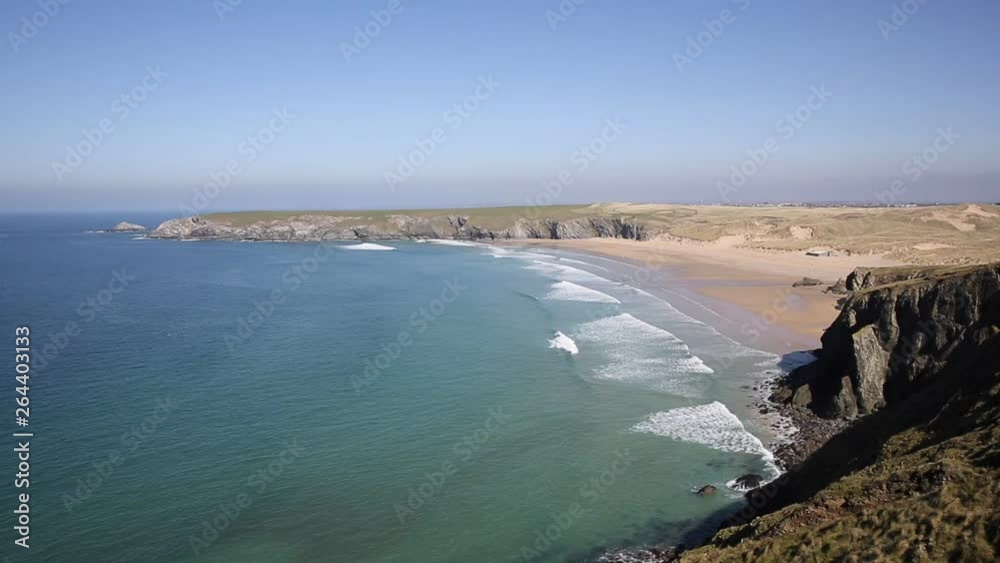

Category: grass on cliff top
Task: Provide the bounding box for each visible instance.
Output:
[681,409,1000,563]
[205,205,599,228]
[855,263,999,294]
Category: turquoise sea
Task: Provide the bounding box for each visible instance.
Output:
[1,214,796,563]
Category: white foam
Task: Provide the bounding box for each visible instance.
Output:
[726,476,765,493]
[428,239,477,247]
[525,260,615,285]
[571,313,714,398]
[632,402,782,484]
[545,281,620,304]
[556,257,610,271]
[486,245,514,258]
[512,251,551,260]
[341,243,397,251]
[576,313,714,376]
[548,331,579,354]
[633,402,772,458]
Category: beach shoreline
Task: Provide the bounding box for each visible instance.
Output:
[506,237,901,354]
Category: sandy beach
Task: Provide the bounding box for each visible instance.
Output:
[511,237,902,352]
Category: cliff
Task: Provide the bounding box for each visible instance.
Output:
[773,263,1000,419]
[670,262,1000,562]
[149,213,651,242]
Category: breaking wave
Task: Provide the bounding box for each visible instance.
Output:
[574,313,713,398]
[524,260,615,285]
[545,281,620,304]
[631,401,780,481]
[341,243,397,251]
[428,239,477,247]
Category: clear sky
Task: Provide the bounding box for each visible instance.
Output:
[2,0,998,212]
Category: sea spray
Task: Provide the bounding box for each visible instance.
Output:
[548,331,579,354]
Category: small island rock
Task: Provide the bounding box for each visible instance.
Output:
[110,221,147,232]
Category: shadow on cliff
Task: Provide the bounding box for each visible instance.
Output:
[714,288,1000,547]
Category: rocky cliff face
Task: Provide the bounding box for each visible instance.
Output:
[773,263,1000,419]
[149,214,651,241]
[674,262,1000,562]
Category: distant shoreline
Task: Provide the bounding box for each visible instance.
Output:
[135,203,1000,268]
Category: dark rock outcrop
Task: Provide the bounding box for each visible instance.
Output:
[732,474,763,490]
[824,278,848,295]
[773,263,1000,419]
[792,277,823,288]
[694,485,716,496]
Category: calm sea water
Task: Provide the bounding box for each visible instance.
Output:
[0,214,789,563]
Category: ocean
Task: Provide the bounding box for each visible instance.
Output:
[0,214,792,563]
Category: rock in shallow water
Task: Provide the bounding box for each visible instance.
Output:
[733,474,763,490]
[695,485,716,496]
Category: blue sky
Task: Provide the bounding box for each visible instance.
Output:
[1,0,998,212]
